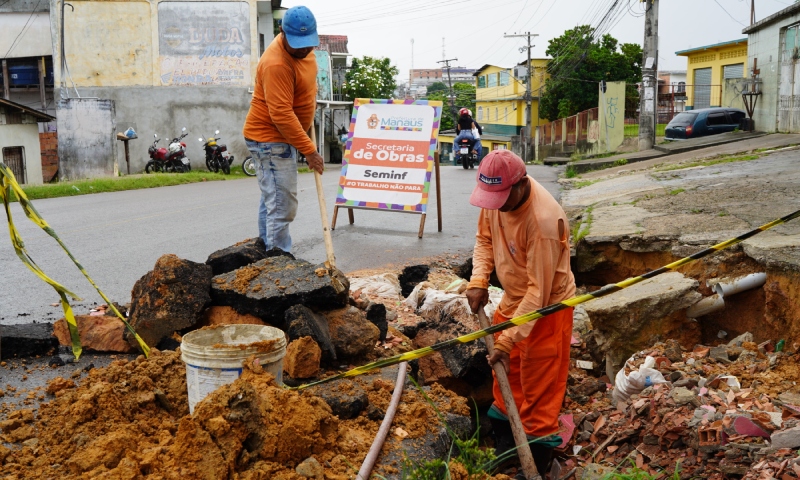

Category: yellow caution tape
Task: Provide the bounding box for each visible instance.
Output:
[292,208,800,390]
[0,163,150,359]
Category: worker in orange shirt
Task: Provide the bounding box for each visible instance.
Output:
[243,6,324,253]
[465,150,576,475]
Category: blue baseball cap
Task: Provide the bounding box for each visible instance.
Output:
[282,6,319,49]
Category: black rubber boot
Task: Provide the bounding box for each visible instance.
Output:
[490,418,516,457]
[529,443,554,479]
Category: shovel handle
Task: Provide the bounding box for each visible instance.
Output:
[478,309,541,480]
[309,122,336,268]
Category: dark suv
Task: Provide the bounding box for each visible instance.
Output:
[664,107,747,140]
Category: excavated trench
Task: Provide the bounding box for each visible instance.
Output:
[572,239,800,351]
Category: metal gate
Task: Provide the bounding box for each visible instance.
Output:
[693,68,712,109]
[778,23,800,133]
[2,147,25,184]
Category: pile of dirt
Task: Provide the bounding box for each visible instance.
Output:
[0,349,487,480]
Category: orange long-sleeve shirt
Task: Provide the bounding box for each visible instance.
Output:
[243,33,317,156]
[468,176,576,352]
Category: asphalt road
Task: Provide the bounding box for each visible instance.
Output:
[0,163,562,325]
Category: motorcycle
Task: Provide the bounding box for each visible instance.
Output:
[146,128,190,173]
[456,137,478,170]
[166,128,191,172]
[242,156,256,177]
[145,134,169,173]
[199,130,233,174]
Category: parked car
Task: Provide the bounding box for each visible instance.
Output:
[664,107,747,140]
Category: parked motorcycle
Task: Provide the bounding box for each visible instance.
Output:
[166,128,191,172]
[199,130,232,174]
[456,137,477,169]
[145,134,169,173]
[242,156,256,176]
[145,128,191,173]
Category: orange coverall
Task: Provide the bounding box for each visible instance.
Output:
[467,175,576,438]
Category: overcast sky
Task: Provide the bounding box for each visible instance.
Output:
[288,0,793,83]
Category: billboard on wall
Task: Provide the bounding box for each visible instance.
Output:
[336,99,443,213]
[158,1,250,86]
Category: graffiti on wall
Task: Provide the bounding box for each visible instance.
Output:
[158,2,250,86]
[605,96,619,129]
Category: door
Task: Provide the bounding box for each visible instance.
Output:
[2,147,26,184]
[704,112,728,136]
[693,68,712,109]
[778,23,800,132]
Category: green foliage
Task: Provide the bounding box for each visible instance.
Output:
[655,154,761,172]
[565,165,579,178]
[669,188,684,195]
[613,158,628,166]
[571,205,594,243]
[8,169,254,202]
[427,81,449,94]
[426,82,477,131]
[600,458,683,480]
[624,123,667,137]
[539,25,642,120]
[344,56,399,101]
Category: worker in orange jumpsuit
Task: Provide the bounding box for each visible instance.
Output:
[465,150,576,476]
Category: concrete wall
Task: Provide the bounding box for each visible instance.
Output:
[57,98,116,180]
[598,81,625,153]
[0,124,44,184]
[746,11,800,133]
[49,0,270,175]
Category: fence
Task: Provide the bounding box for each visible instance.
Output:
[538,107,598,148]
[624,84,721,136]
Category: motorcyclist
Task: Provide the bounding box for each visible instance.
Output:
[455,108,479,155]
[469,109,484,159]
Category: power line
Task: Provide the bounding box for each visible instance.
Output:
[4,0,43,58]
[713,0,747,26]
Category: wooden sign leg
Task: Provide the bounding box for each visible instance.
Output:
[331,205,339,230]
[434,152,442,232]
[418,213,426,238]
[348,208,355,225]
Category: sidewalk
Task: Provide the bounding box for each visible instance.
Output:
[558,130,770,174]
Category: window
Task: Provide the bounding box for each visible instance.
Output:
[504,107,508,122]
[495,108,498,121]
[499,71,510,86]
[727,110,746,123]
[478,75,486,88]
[487,73,498,87]
[477,106,483,121]
[706,113,727,126]
[784,24,800,60]
[677,81,686,93]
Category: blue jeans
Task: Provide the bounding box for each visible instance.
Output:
[245,141,298,253]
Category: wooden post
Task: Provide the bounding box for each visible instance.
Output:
[2,60,9,100]
[477,309,541,480]
[38,57,47,111]
[434,151,442,232]
[123,140,130,174]
[417,213,426,238]
[347,208,354,224]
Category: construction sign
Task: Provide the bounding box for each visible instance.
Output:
[335,99,442,214]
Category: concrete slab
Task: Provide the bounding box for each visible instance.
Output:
[561,173,664,209]
[568,149,667,173]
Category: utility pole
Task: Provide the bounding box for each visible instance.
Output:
[505,32,537,161]
[750,0,756,25]
[638,0,659,151]
[438,57,458,125]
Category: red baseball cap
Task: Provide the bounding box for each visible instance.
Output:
[469,150,527,210]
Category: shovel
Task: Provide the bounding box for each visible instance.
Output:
[477,308,541,480]
[309,122,336,269]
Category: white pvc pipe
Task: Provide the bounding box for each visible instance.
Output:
[687,294,725,318]
[713,272,767,298]
[356,361,408,480]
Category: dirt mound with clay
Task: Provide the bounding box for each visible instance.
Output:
[0,349,485,480]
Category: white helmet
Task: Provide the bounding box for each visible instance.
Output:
[168,142,182,154]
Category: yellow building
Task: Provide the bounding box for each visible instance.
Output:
[676,39,747,109]
[473,60,549,136]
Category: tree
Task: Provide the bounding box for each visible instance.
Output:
[427,81,448,94]
[538,26,642,120]
[425,82,476,131]
[344,56,399,101]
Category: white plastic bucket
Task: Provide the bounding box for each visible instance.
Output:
[180,324,286,413]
